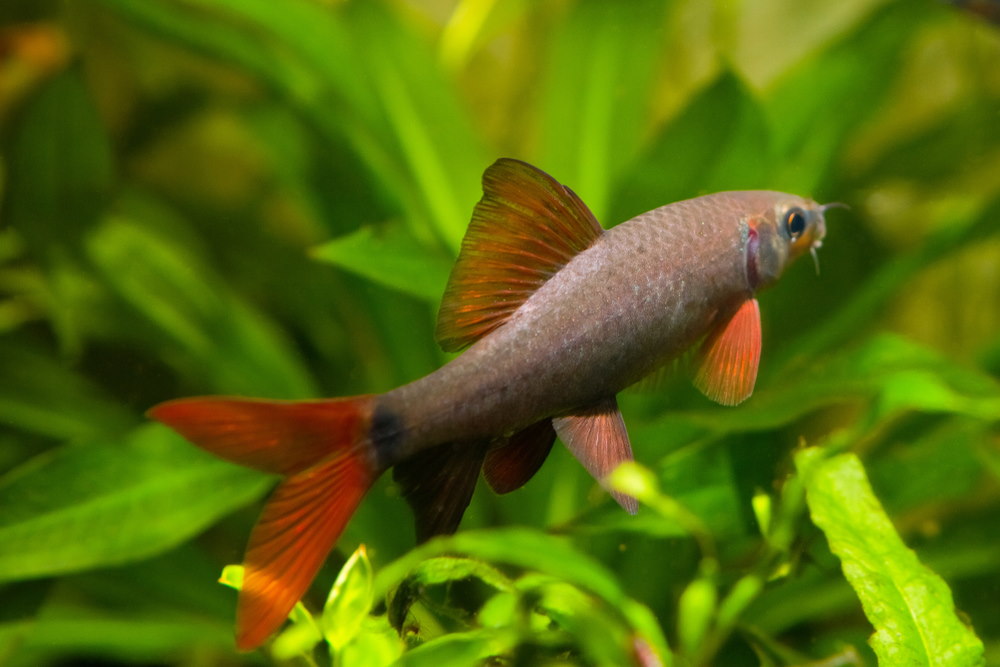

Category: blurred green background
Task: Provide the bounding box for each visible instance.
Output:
[1,0,999,665]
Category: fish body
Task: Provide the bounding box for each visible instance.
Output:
[149,159,830,649]
[380,190,809,454]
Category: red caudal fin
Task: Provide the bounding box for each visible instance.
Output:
[147,396,379,651]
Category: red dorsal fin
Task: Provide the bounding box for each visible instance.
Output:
[552,397,637,514]
[435,158,604,352]
[693,298,762,406]
[483,420,556,494]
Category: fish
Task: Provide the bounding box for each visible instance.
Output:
[148,158,832,650]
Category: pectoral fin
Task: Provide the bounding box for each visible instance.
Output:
[553,397,637,514]
[693,298,762,406]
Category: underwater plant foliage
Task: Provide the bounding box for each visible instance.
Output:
[1,0,999,664]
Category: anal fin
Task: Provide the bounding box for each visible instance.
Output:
[553,397,637,514]
[483,420,556,494]
[393,441,489,542]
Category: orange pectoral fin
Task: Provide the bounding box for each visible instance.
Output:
[553,397,637,514]
[693,298,762,406]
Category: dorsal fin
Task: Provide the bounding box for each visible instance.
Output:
[435,158,603,352]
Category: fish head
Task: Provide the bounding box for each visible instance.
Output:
[745,194,829,290]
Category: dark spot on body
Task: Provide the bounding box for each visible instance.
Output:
[370,405,405,469]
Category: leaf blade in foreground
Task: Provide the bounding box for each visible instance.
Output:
[0,425,269,583]
[310,225,451,303]
[796,448,984,666]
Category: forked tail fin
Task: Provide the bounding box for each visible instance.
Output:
[147,396,379,651]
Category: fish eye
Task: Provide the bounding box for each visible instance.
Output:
[784,207,807,240]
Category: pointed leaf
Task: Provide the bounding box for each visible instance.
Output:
[87,215,315,397]
[796,448,984,665]
[538,0,668,219]
[0,425,269,583]
[311,225,451,302]
[322,545,375,651]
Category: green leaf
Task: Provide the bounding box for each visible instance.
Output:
[403,556,513,592]
[9,614,232,666]
[217,565,243,591]
[339,616,403,667]
[271,620,321,661]
[796,448,985,665]
[716,575,764,630]
[375,529,618,604]
[537,0,668,220]
[591,436,743,541]
[869,419,989,515]
[677,577,717,659]
[607,461,715,550]
[0,425,269,583]
[611,70,772,224]
[1,67,113,258]
[323,545,375,651]
[344,1,487,249]
[311,225,452,303]
[438,0,533,71]
[86,214,315,397]
[0,342,133,441]
[762,1,932,193]
[394,628,518,667]
[96,0,483,250]
[373,528,670,662]
[529,579,635,666]
[653,334,1000,438]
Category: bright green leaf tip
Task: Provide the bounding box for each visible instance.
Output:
[796,448,985,666]
[323,544,375,651]
[218,564,244,590]
[607,460,657,502]
[677,577,717,658]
